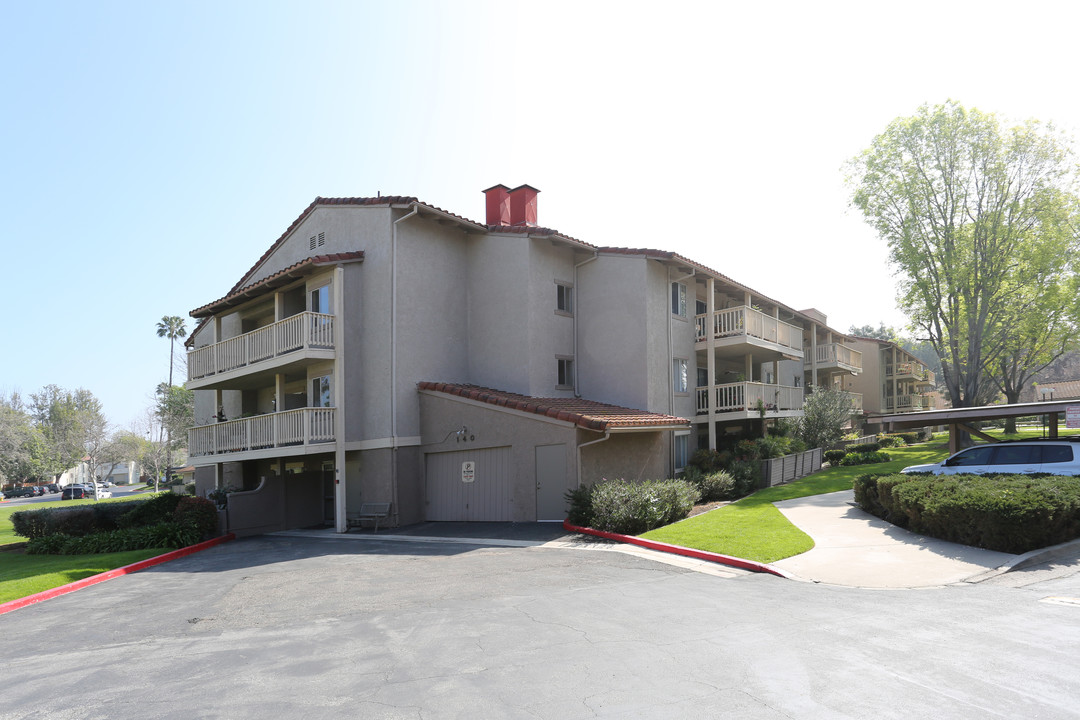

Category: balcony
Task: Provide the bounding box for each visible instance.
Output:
[695,382,803,418]
[188,407,335,461]
[695,306,803,359]
[805,343,862,373]
[884,394,934,412]
[187,312,335,390]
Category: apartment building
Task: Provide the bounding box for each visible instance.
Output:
[845,337,936,427]
[185,186,858,534]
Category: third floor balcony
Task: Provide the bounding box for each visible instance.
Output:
[805,342,862,374]
[187,312,335,390]
[695,306,804,360]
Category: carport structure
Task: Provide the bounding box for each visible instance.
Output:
[875,399,1080,453]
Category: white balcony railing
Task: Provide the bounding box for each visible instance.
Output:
[695,382,804,415]
[695,306,803,354]
[188,312,335,382]
[885,394,933,412]
[188,407,336,458]
[806,343,862,372]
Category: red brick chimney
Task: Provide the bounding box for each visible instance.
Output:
[508,184,539,227]
[483,184,510,226]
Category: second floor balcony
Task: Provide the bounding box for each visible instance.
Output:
[805,342,862,374]
[695,381,804,418]
[187,312,335,390]
[885,394,935,412]
[695,306,804,359]
[188,407,336,461]
[887,361,932,384]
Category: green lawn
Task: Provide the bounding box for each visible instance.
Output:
[641,441,951,563]
[641,428,1080,564]
[0,494,166,605]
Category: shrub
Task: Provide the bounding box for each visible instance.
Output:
[11,505,123,540]
[26,522,202,555]
[117,492,184,529]
[174,496,219,537]
[877,435,906,448]
[735,439,763,461]
[688,448,725,474]
[824,449,847,466]
[898,432,921,444]
[565,485,594,526]
[838,451,892,466]
[727,460,761,497]
[586,478,699,535]
[694,470,736,502]
[848,442,882,454]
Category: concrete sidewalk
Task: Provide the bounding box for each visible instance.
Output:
[770,489,1017,588]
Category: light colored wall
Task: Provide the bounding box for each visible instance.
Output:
[847,338,884,412]
[578,431,669,485]
[419,392,578,522]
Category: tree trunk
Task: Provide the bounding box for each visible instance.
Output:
[1003,390,1022,434]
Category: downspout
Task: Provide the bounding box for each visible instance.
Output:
[391,205,421,523]
[573,252,599,396]
[576,430,611,488]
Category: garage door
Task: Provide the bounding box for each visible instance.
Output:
[425,446,513,521]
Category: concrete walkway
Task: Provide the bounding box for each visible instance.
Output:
[770,489,1017,588]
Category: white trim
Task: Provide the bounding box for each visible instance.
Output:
[344,436,422,452]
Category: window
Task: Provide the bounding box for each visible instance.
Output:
[673,358,688,393]
[695,299,707,316]
[671,282,687,317]
[557,357,574,388]
[947,446,994,467]
[310,284,330,314]
[311,375,332,407]
[1043,446,1073,464]
[674,433,690,471]
[697,367,709,389]
[992,445,1038,465]
[556,282,573,314]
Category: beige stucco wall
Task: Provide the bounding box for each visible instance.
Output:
[578,430,670,486]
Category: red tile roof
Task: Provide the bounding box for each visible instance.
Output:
[418,382,690,431]
[190,252,365,319]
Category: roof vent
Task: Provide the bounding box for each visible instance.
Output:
[309,232,325,251]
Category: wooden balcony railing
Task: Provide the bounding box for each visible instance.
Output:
[188,312,334,382]
[188,407,335,458]
[694,306,803,354]
[806,343,862,372]
[885,394,933,412]
[695,382,803,415]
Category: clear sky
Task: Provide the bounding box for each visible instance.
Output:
[2,0,1079,428]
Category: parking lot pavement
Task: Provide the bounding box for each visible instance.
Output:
[3,534,1080,719]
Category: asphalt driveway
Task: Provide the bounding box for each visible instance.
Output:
[3,534,1080,719]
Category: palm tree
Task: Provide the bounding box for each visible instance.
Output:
[156,316,187,388]
[155,316,187,491]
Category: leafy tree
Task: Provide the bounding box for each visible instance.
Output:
[29,385,103,475]
[156,316,188,388]
[155,383,194,450]
[849,323,897,342]
[848,101,1080,409]
[797,387,853,449]
[0,393,49,485]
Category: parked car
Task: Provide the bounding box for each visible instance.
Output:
[61,485,90,500]
[902,438,1080,476]
[97,487,112,499]
[8,486,35,498]
[32,486,47,496]
[46,484,60,493]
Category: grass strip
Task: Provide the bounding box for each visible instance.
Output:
[0,549,167,603]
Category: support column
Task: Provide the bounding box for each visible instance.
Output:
[810,324,818,388]
[706,278,716,451]
[333,267,347,533]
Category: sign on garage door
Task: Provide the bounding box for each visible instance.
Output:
[425,446,513,521]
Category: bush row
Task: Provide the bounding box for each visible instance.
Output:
[566,478,698,535]
[824,448,892,467]
[26,522,203,555]
[12,494,218,553]
[853,473,1080,554]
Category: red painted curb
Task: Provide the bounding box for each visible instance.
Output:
[0,533,237,616]
[562,520,793,578]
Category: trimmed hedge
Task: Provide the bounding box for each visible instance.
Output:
[824,449,847,466]
[26,522,202,555]
[838,451,892,466]
[853,473,1080,553]
[847,442,882,454]
[566,478,699,535]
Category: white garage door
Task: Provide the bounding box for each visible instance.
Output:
[425,446,513,521]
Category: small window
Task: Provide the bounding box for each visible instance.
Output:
[695,299,707,316]
[556,283,573,314]
[673,358,688,393]
[1043,446,1073,464]
[674,433,690,471]
[671,282,687,317]
[557,357,574,388]
[311,375,332,407]
[696,367,709,389]
[310,284,331,314]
